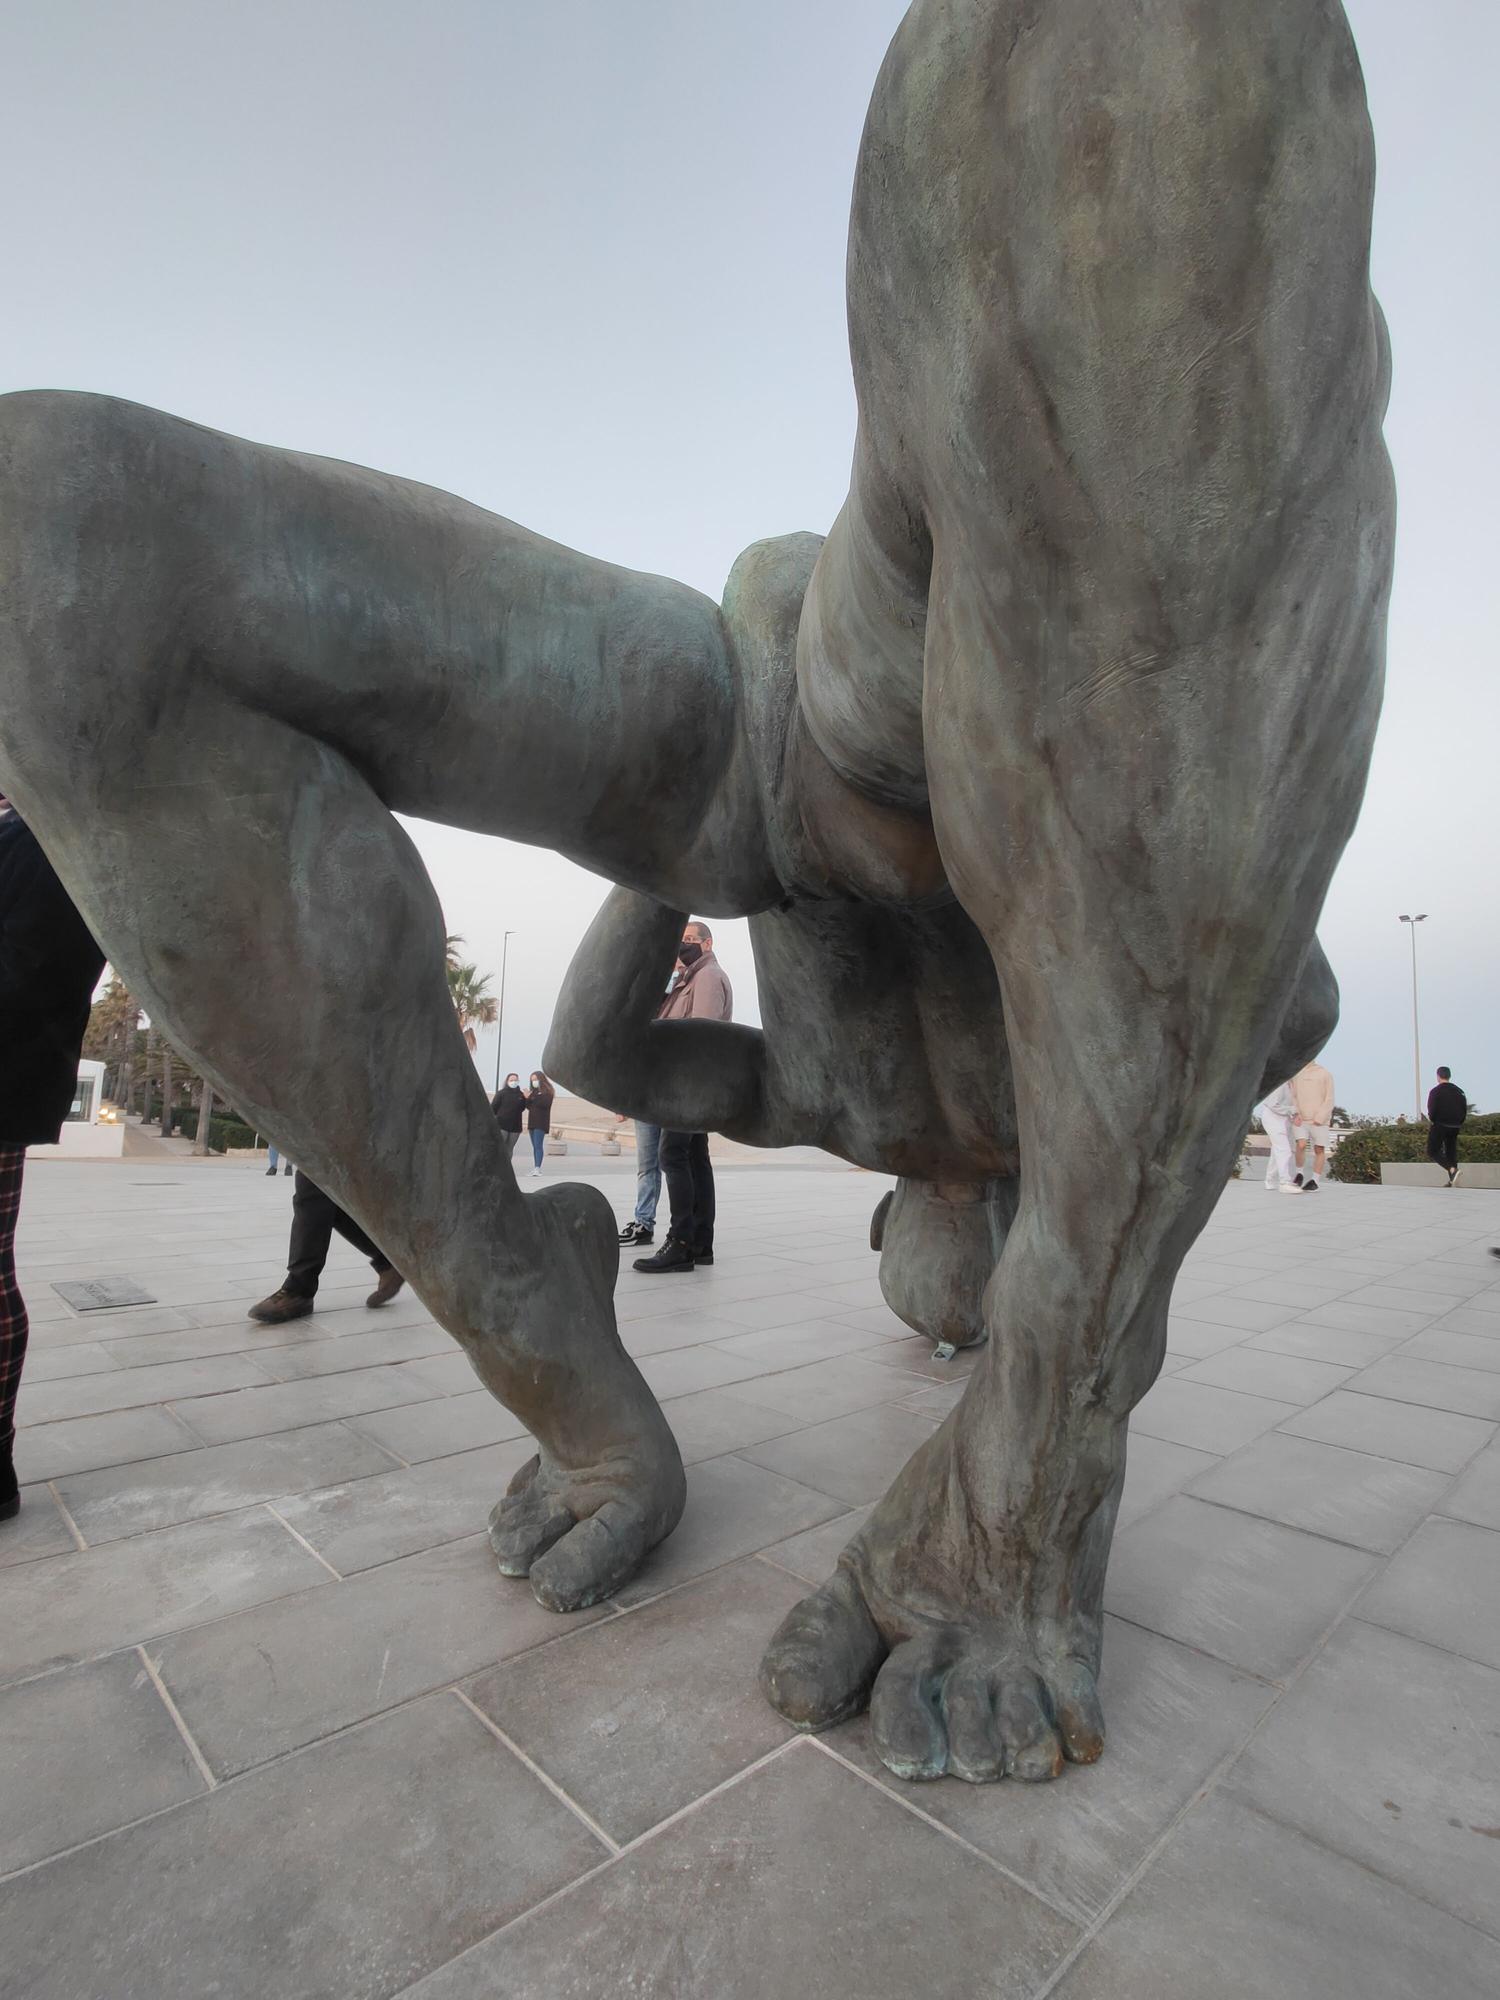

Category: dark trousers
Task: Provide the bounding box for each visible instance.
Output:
[661,1130,715,1253]
[1428,1124,1460,1176]
[285,1170,391,1298]
[0,1145,27,1438]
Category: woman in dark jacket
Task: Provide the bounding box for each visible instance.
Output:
[524,1070,554,1177]
[0,798,105,1520]
[490,1072,525,1161]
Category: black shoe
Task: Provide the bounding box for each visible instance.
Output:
[1293,1173,1304,1187]
[618,1221,653,1245]
[692,1247,714,1266]
[0,1429,18,1523]
[283,1165,293,1176]
[264,1166,277,1176]
[367,1269,405,1309]
[633,1236,696,1274]
[1303,1178,1318,1193]
[248,1288,315,1325]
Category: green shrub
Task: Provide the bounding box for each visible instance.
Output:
[1329,1125,1500,1185]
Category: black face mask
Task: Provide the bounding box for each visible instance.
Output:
[678,941,704,966]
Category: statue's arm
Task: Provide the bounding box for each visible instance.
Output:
[545,888,784,1143]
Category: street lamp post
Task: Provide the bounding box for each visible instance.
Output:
[1398,914,1427,1119]
[492,930,516,1091]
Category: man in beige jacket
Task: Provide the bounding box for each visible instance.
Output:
[633,921,734,1272]
[1291,1060,1336,1191]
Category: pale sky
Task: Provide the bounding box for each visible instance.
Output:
[3,1,1495,1116]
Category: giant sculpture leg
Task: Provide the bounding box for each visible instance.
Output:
[761,0,1394,1778]
[0,396,698,1611]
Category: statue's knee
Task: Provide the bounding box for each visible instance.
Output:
[875,1178,1015,1349]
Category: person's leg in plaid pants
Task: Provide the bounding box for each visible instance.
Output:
[0,1143,27,1516]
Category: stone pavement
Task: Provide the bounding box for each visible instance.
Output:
[2,1157,1498,1999]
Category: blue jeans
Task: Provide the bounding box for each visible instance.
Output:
[634,1122,662,1226]
[530,1128,546,1170]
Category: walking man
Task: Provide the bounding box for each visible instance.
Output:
[1291,1059,1335,1192]
[1256,1079,1302,1194]
[248,1171,404,1323]
[634,921,733,1272]
[0,794,104,1520]
[1426,1066,1468,1187]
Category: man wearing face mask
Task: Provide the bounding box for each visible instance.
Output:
[634,920,733,1274]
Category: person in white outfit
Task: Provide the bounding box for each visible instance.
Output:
[1257,1081,1302,1193]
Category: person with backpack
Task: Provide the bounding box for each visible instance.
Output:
[1426,1066,1468,1187]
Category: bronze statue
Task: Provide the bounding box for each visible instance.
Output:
[0,0,1391,1783]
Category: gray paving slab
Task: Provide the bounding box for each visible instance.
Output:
[166,1363,445,1446]
[0,1508,331,1684]
[1054,1792,1499,2000]
[16,1350,275,1425]
[1116,1432,1221,1532]
[1355,1516,1500,1670]
[0,1693,606,2000]
[19,1341,120,1380]
[346,1385,530,1462]
[758,1505,871,1584]
[247,1319,456,1379]
[719,1351,932,1422]
[0,1486,77,1566]
[632,1342,769,1400]
[403,1741,1078,2000]
[466,1561,805,1844]
[1176,1346,1354,1404]
[0,1652,207,1874]
[1246,1319,1405,1366]
[1185,1431,1451,1553]
[1162,1315,1247,1359]
[1278,1387,1495,1471]
[656,1383,805,1464]
[11,1403,209,1484]
[1399,1327,1500,1373]
[1105,1496,1377,1678]
[1128,1376,1299,1454]
[833,1615,1274,1923]
[1228,1619,1500,1938]
[705,1317,892,1369]
[735,1403,940,1505]
[54,1422,400,1544]
[151,1534,610,1776]
[1167,1294,1295,1333]
[618,1309,760,1356]
[611,1454,847,1607]
[1346,1352,1500,1420]
[274,1438,539,1572]
[1442,1439,1500,1529]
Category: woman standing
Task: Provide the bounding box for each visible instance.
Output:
[490,1072,525,1161]
[525,1070,554,1177]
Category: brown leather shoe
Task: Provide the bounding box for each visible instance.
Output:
[248,1288,314,1325]
[367,1269,405,1309]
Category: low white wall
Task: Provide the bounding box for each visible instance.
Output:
[29,1120,126,1161]
[1380,1162,1500,1189]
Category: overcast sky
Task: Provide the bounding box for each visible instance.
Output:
[3,0,1494,1116]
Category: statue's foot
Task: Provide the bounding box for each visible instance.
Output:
[758,1423,1108,1783]
[489,1444,685,1612]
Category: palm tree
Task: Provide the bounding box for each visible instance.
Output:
[448,959,499,1054]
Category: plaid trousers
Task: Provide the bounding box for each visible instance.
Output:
[0,1144,27,1439]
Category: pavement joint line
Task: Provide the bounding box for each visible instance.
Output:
[135,1643,218,1792]
[806,1733,1082,1929]
[449,1686,621,1856]
[260,1501,344,1580]
[45,1481,88,1552]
